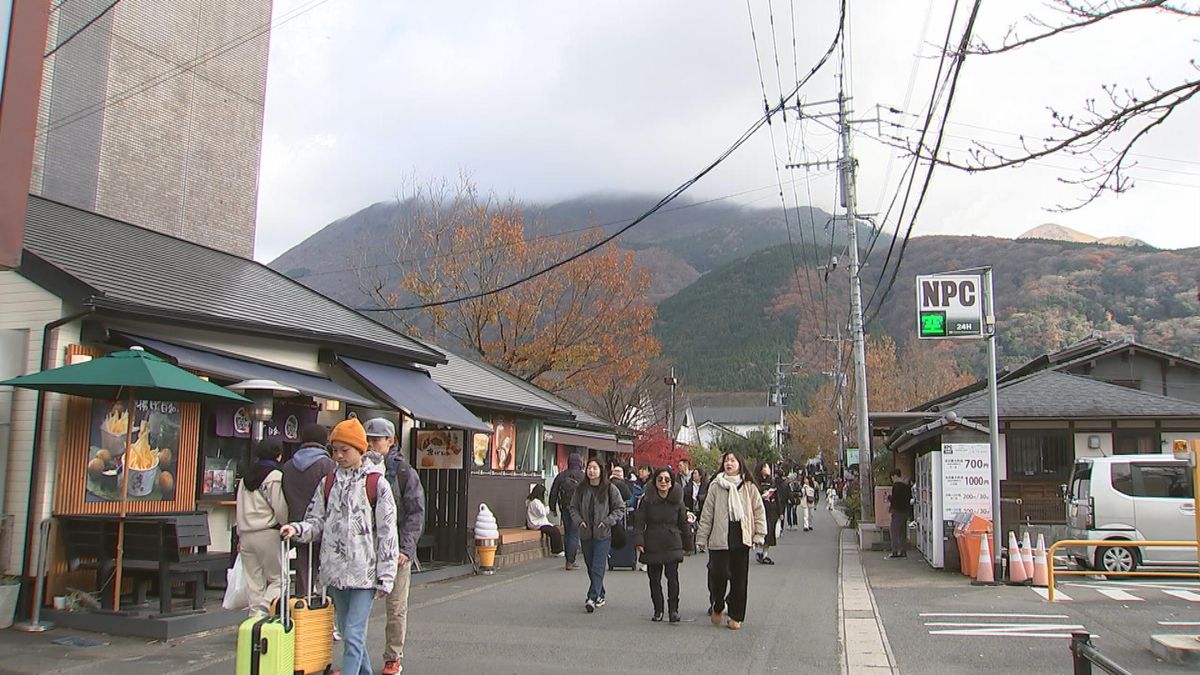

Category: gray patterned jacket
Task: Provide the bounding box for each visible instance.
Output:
[291,460,399,594]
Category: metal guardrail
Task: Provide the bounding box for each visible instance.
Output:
[1070,632,1132,675]
[1046,539,1200,602]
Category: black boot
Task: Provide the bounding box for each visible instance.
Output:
[652,610,664,622]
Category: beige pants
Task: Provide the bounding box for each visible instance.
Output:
[383,560,413,663]
[240,528,283,613]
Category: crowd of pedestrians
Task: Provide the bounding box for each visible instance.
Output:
[236,416,424,675]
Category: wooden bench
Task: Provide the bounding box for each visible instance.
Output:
[59,513,229,615]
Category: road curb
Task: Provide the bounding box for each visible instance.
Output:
[840,529,899,675]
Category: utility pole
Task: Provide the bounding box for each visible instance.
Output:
[820,328,847,473]
[664,367,679,447]
[837,83,874,526]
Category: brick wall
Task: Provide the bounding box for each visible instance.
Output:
[31,0,272,259]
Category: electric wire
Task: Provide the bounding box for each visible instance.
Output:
[357,0,848,313]
[44,0,121,59]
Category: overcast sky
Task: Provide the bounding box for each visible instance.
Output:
[253,1,1200,263]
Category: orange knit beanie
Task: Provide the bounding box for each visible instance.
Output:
[329,418,368,453]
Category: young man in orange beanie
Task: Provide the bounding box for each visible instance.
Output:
[282,418,399,675]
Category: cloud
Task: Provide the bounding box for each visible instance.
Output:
[254,0,1200,261]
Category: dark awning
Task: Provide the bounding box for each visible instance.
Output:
[543,424,620,453]
[123,334,377,408]
[339,356,492,433]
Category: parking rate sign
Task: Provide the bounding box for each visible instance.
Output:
[940,443,992,520]
[915,273,986,338]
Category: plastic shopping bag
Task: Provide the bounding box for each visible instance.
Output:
[222,554,249,610]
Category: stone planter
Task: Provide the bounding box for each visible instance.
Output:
[0,582,20,629]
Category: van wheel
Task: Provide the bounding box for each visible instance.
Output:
[1096,545,1138,574]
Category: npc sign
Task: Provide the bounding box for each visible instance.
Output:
[915,273,987,339]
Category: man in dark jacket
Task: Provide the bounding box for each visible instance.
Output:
[886,469,912,560]
[365,418,426,675]
[281,423,335,592]
[549,453,585,571]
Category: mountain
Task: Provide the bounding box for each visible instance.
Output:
[269,194,848,309]
[1018,223,1149,248]
[657,234,1200,395]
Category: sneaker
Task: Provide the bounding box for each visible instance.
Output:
[595,597,606,608]
[885,553,906,560]
[332,625,342,642]
[761,556,775,565]
[652,611,663,622]
[382,661,402,675]
[565,562,579,571]
[585,599,595,613]
[755,552,764,563]
[554,551,565,557]
[669,611,681,623]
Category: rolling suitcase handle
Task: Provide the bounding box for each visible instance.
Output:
[306,542,330,605]
[279,539,291,630]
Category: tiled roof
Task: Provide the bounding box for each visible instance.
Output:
[21,196,443,364]
[420,347,573,419]
[949,371,1200,419]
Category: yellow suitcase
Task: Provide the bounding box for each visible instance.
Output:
[274,544,333,674]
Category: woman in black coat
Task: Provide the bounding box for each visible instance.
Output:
[634,468,692,623]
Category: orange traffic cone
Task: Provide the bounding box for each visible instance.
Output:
[1032,534,1049,587]
[972,532,995,585]
[1007,531,1029,585]
[1021,531,1036,579]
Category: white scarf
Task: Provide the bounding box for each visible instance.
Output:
[713,474,746,523]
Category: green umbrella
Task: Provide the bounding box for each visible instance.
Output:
[1,347,250,609]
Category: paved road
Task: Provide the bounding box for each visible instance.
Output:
[0,508,844,674]
[865,550,1200,674]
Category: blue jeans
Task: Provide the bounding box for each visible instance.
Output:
[580,537,611,602]
[329,587,375,675]
[562,512,580,564]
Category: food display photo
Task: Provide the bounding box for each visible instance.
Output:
[414,429,465,470]
[86,399,181,502]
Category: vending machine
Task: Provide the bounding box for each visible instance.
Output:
[914,450,944,568]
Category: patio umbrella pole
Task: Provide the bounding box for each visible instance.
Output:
[112,392,134,611]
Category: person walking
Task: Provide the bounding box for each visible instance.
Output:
[801,478,817,531]
[281,418,399,675]
[785,472,801,531]
[634,468,691,623]
[281,423,335,594]
[683,468,706,554]
[235,437,289,616]
[755,461,782,564]
[526,484,564,556]
[825,483,838,511]
[886,469,912,559]
[696,452,766,631]
[364,418,425,675]
[568,457,625,613]
[549,453,585,571]
[610,465,633,506]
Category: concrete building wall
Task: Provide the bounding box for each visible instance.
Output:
[1067,352,1200,404]
[31,0,273,259]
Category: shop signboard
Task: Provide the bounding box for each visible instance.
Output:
[214,402,316,441]
[471,431,490,469]
[915,273,987,339]
[940,442,992,519]
[414,429,464,469]
[86,399,180,502]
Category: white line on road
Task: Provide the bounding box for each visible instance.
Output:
[930,631,1094,639]
[1162,589,1200,602]
[919,612,1071,619]
[1032,587,1071,601]
[924,623,1085,628]
[1094,588,1143,601]
[1159,621,1200,626]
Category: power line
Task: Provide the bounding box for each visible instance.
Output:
[38,0,334,137]
[44,0,121,59]
[865,0,985,328]
[357,0,848,314]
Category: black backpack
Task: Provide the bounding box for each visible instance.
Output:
[558,473,582,510]
[789,480,805,505]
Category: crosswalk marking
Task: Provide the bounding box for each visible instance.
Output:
[1159,621,1200,626]
[920,612,1070,619]
[922,611,1091,640]
[1162,589,1200,602]
[1095,588,1142,601]
[1033,587,1071,601]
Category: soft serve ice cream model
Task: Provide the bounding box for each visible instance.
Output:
[474,503,500,573]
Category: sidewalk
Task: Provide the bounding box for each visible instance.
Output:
[0,564,480,675]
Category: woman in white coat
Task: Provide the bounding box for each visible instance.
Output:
[695,451,767,630]
[235,437,289,615]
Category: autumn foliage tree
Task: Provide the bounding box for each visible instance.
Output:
[633,425,689,472]
[364,177,660,400]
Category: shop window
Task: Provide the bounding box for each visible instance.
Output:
[474,414,542,474]
[1114,430,1158,455]
[198,408,250,500]
[1007,430,1072,481]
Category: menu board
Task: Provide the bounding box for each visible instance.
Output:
[414,429,464,470]
[940,443,991,519]
[86,399,180,502]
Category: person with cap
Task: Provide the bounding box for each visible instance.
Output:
[549,452,586,571]
[281,418,399,675]
[281,423,335,596]
[364,417,425,675]
[235,436,288,616]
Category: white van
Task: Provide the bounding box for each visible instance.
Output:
[1066,454,1198,573]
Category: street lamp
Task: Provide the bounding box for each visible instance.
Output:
[227,379,299,441]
